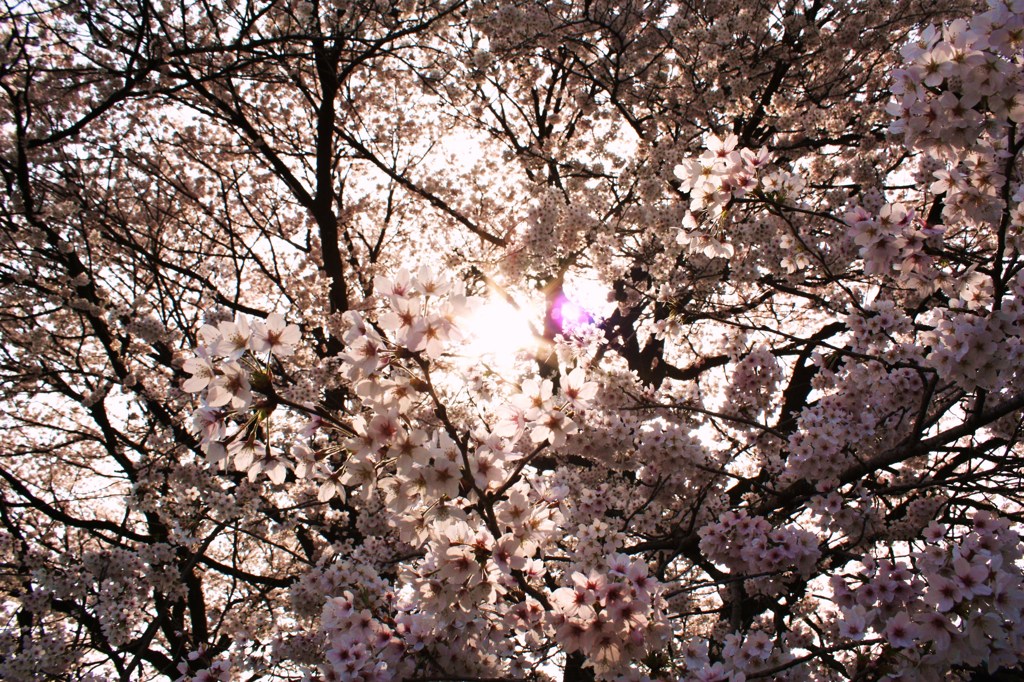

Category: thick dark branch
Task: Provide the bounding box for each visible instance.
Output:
[0,466,150,543]
[313,39,348,314]
[629,392,1024,555]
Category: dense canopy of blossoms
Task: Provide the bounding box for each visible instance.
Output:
[2,0,1024,680]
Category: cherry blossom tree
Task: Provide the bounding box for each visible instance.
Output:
[3,0,1024,680]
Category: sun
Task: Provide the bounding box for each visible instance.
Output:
[460,296,540,365]
[458,274,610,370]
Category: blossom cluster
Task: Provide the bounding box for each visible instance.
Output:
[350,266,471,371]
[889,5,1024,157]
[832,511,1024,678]
[182,312,302,482]
[698,510,821,597]
[673,134,802,258]
[679,629,797,681]
[180,266,637,678]
[724,346,783,417]
[844,202,941,289]
[922,271,1024,390]
[844,299,915,357]
[548,553,671,676]
[783,361,924,488]
[317,591,412,682]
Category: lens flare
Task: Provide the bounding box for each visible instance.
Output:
[550,294,594,333]
[461,298,537,362]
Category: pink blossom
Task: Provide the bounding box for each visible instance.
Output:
[250,313,300,356]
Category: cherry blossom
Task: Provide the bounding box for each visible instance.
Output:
[250,313,301,356]
[5,0,1024,681]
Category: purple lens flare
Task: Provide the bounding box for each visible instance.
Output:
[550,294,594,333]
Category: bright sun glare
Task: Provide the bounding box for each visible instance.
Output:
[461,297,539,363]
[460,275,610,368]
